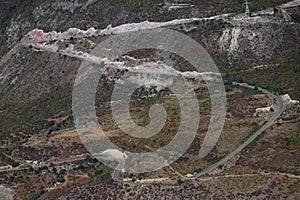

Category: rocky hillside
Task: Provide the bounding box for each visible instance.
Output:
[1,0,299,140]
[47,180,292,199]
[0,1,300,199]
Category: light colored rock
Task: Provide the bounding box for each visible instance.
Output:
[281,94,299,105]
[51,0,82,12]
[99,149,127,161]
[254,106,274,116]
[229,27,242,53]
[0,185,14,200]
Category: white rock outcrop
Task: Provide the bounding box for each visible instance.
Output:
[0,185,14,200]
[254,106,274,116]
[281,94,299,105]
[99,149,127,162]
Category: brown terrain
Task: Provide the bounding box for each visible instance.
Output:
[0,0,300,199]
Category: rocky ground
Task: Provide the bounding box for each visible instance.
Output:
[0,0,300,199]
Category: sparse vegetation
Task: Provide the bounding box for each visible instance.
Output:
[0,0,299,199]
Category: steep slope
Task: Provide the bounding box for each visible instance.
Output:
[0,0,299,142]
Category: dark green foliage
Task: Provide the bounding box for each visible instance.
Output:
[226,59,300,99]
[29,186,45,200]
[177,179,184,185]
[292,14,300,23]
[0,153,19,167]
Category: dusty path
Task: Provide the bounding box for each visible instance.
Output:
[0,44,20,82]
[279,0,300,8]
[45,173,88,191]
[197,171,300,181]
[0,44,19,67]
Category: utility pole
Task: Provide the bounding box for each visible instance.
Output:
[245,0,250,16]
